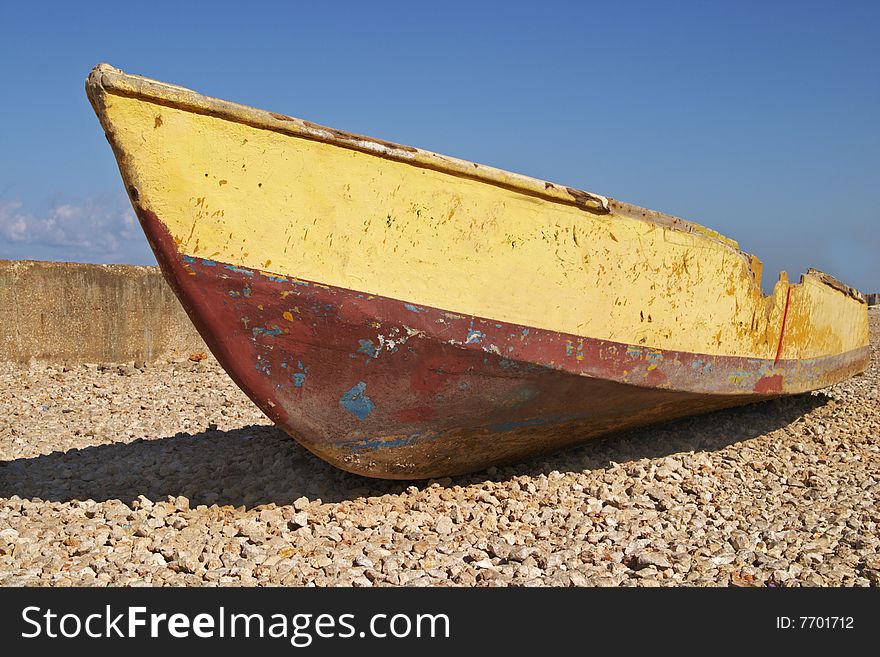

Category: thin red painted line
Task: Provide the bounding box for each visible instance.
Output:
[774,286,792,364]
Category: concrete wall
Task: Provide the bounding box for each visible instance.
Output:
[0,260,207,364]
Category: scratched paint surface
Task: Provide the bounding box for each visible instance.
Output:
[88,66,868,363]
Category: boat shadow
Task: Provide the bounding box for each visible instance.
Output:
[0,393,829,507]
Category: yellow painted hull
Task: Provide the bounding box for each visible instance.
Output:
[86,63,869,478]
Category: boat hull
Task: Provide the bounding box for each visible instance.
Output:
[85,63,871,478]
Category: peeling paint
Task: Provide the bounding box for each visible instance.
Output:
[224,264,254,277]
[339,381,375,420]
[466,329,485,344]
[357,338,378,358]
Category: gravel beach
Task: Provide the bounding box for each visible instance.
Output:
[1,309,877,587]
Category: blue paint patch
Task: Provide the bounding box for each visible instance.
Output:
[339,381,374,420]
[242,286,252,297]
[264,274,288,283]
[224,264,254,277]
[289,361,309,388]
[255,358,270,375]
[465,329,485,344]
[357,339,378,358]
[404,303,427,313]
[252,326,282,339]
[183,255,196,264]
[521,328,530,336]
[201,259,216,266]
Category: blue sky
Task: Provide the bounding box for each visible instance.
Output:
[1,0,877,292]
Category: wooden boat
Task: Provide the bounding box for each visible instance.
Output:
[86,63,870,479]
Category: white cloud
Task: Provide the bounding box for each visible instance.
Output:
[0,196,151,263]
